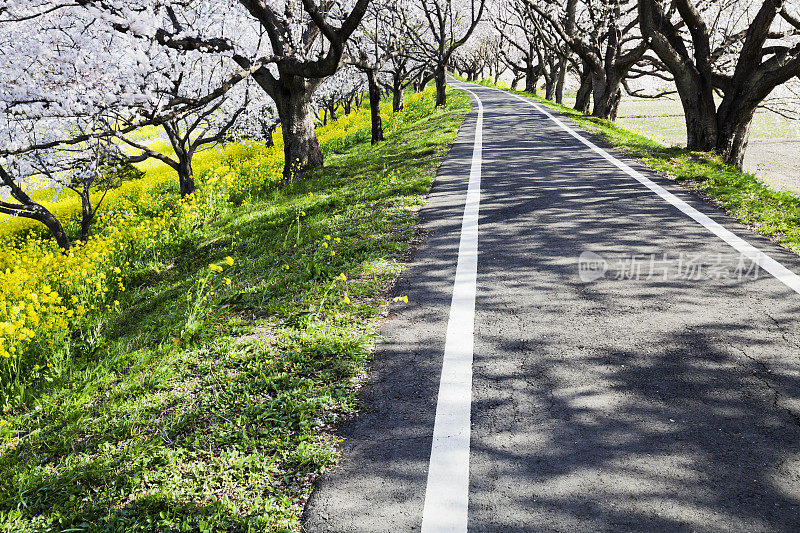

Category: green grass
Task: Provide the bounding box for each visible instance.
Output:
[471,77,800,253]
[0,89,471,532]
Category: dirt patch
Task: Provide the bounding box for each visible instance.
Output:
[743,139,800,196]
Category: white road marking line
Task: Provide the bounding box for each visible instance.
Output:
[420,86,483,533]
[491,86,800,296]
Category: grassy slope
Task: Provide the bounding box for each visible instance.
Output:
[472,78,800,254]
[0,90,470,532]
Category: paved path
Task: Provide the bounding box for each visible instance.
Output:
[303,80,800,532]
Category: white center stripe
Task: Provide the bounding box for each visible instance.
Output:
[497,87,800,297]
[420,87,483,533]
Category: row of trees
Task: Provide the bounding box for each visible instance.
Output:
[0,0,485,250]
[457,0,800,169]
[1,0,799,250]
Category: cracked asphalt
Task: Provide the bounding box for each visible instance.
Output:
[303,81,800,532]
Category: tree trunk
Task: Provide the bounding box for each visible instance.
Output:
[524,64,539,94]
[0,166,71,249]
[434,65,447,107]
[275,85,324,182]
[177,152,196,198]
[609,91,621,121]
[671,73,719,152]
[545,73,556,102]
[716,98,757,169]
[80,189,93,242]
[575,63,593,114]
[19,205,71,250]
[590,72,622,120]
[366,69,385,144]
[716,120,752,169]
[263,122,276,147]
[555,56,567,105]
[637,0,723,155]
[494,65,503,84]
[39,209,71,250]
[392,81,405,113]
[164,122,197,197]
[416,71,434,92]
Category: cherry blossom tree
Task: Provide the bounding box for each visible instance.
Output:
[494,0,546,93]
[113,68,252,198]
[528,0,649,119]
[638,0,800,168]
[365,0,422,112]
[0,3,170,248]
[1,0,372,181]
[0,115,139,248]
[407,0,488,106]
[314,66,366,124]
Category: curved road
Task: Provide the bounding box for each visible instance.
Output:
[303,80,800,532]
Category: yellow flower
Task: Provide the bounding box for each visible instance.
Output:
[339,273,347,281]
[322,242,328,248]
[209,264,223,273]
[224,278,232,286]
[393,295,409,303]
[224,256,234,266]
[342,296,351,305]
[325,235,331,241]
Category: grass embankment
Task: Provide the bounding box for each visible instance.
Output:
[472,78,800,254]
[0,88,471,531]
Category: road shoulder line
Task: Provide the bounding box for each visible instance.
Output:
[491,86,800,296]
[420,86,483,533]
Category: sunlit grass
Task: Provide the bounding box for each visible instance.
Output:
[0,88,470,532]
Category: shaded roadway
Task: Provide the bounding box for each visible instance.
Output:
[304,80,800,532]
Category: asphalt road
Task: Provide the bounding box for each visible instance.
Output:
[303,80,800,532]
